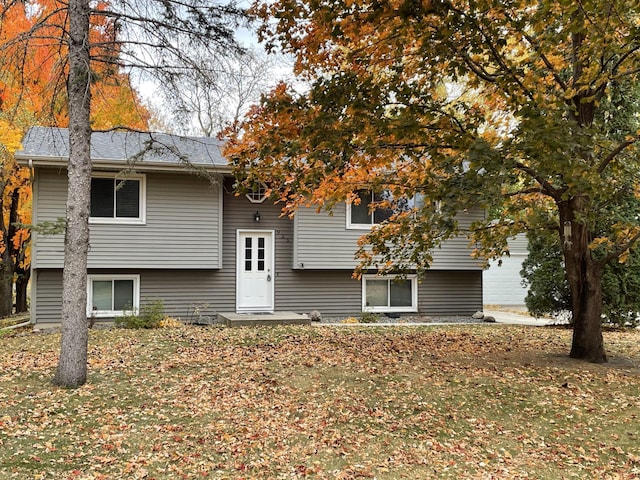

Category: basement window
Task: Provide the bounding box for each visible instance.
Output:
[362,274,418,313]
[87,275,140,318]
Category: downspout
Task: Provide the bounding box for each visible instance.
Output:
[1,319,32,331]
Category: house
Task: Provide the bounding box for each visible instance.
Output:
[16,127,483,326]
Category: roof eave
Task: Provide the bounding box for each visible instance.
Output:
[14,155,233,174]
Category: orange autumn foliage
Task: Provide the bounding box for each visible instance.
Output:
[0,0,149,130]
[0,0,150,315]
[229,0,640,362]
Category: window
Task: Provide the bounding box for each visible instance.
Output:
[347,190,425,229]
[362,274,417,313]
[246,183,267,204]
[87,275,140,317]
[90,173,145,224]
[347,190,393,228]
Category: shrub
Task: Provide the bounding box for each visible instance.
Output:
[521,230,640,327]
[115,299,165,329]
[359,312,380,323]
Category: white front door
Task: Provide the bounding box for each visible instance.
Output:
[236,230,274,312]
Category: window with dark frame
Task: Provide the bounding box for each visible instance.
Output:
[90,177,141,219]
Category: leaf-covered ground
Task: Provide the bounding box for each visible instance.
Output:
[1,324,640,479]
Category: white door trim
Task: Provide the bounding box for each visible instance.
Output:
[236,229,275,313]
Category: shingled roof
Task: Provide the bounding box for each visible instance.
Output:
[15,127,229,171]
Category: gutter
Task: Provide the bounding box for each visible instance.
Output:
[14,156,233,174]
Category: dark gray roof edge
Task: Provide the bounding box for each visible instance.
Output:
[15,126,230,169]
[18,157,234,175]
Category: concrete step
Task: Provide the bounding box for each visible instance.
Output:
[219,311,311,327]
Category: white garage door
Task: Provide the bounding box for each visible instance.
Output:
[483,254,528,306]
[483,234,529,307]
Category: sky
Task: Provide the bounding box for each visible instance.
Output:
[135,18,294,136]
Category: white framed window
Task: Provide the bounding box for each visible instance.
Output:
[246,183,267,204]
[362,274,418,313]
[90,172,146,224]
[347,190,393,229]
[87,274,140,317]
[347,190,427,229]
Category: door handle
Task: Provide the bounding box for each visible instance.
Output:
[267,274,271,282]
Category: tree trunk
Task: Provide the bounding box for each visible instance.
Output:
[13,231,30,314]
[8,184,30,314]
[0,205,12,316]
[569,264,606,362]
[15,268,29,313]
[561,203,607,363]
[0,185,19,317]
[53,0,92,388]
[0,260,13,317]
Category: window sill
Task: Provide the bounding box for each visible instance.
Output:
[88,311,136,318]
[346,224,375,230]
[363,307,417,313]
[89,218,146,225]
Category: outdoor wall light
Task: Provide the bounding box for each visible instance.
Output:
[254,211,261,222]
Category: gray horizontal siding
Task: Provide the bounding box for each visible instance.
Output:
[434,208,485,272]
[275,271,362,315]
[293,204,485,270]
[32,181,483,324]
[293,203,364,269]
[136,270,223,320]
[32,167,66,268]
[220,181,364,315]
[33,168,221,269]
[32,269,360,322]
[33,269,221,323]
[419,270,483,316]
[277,270,482,316]
[33,268,482,323]
[33,269,64,324]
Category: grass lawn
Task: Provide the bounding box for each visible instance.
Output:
[1,324,640,479]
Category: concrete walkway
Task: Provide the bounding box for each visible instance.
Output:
[483,309,556,326]
[218,311,311,327]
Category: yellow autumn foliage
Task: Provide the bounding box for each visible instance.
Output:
[158,317,183,329]
[0,120,22,154]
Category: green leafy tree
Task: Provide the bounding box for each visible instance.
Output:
[522,75,640,326]
[523,230,640,327]
[520,230,572,322]
[228,0,640,362]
